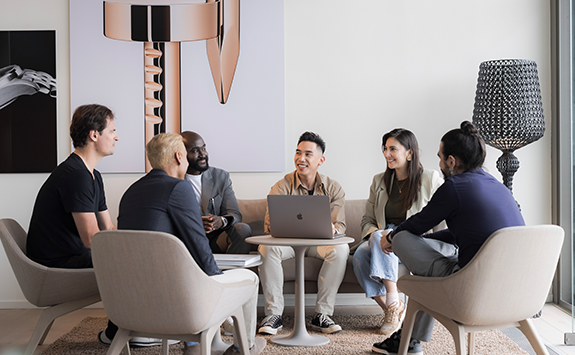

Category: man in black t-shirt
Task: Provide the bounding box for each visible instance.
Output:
[27,104,119,268]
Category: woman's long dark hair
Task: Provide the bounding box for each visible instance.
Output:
[382,128,423,214]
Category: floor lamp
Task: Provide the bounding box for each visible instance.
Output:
[472,59,545,196]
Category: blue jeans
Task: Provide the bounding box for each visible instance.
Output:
[352,224,398,298]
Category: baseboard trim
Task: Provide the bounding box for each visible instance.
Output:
[256,293,377,308]
[0,300,103,309]
[0,300,37,309]
[1,295,370,310]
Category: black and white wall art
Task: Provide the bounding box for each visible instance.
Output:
[0,30,57,173]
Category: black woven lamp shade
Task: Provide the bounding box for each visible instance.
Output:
[472,59,545,194]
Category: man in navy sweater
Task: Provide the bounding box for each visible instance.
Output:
[373,121,525,355]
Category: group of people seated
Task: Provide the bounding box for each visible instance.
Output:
[25,103,525,355]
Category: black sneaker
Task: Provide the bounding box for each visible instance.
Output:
[372,330,422,355]
[310,313,342,334]
[258,315,283,335]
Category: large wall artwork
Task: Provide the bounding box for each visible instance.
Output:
[70,0,285,173]
[0,31,57,173]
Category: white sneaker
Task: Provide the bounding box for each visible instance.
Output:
[130,337,180,347]
[98,331,180,347]
[380,300,405,336]
[223,316,234,336]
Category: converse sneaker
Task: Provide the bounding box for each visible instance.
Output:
[372,330,422,355]
[380,300,405,336]
[258,315,283,335]
[310,313,342,334]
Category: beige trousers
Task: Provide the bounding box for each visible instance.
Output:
[211,268,259,347]
[258,244,349,317]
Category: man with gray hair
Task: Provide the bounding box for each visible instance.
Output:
[100,133,265,355]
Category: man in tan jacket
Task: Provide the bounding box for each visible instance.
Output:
[258,131,347,335]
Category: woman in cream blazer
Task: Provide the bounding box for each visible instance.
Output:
[352,129,450,337]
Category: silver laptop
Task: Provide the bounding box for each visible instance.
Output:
[267,195,345,239]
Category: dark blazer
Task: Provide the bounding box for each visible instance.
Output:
[118,169,221,276]
[200,167,242,225]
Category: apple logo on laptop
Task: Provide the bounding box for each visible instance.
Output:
[297,213,303,220]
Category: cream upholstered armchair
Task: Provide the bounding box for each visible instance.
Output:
[91,230,256,355]
[0,218,101,355]
[397,225,564,355]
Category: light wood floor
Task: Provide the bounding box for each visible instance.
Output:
[0,303,574,355]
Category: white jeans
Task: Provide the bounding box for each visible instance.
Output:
[258,244,349,316]
[211,269,259,347]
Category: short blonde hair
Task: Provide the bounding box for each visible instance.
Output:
[146,133,186,170]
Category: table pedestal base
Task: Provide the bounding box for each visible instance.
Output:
[271,332,329,347]
[270,246,330,347]
[245,236,353,347]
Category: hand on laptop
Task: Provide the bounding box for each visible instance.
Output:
[332,224,337,236]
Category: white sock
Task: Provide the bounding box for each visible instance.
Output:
[386,292,399,307]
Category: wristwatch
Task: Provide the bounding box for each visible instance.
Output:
[220,216,228,229]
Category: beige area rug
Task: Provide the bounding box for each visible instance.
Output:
[41,315,528,355]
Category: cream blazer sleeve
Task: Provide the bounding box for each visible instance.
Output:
[360,169,444,240]
[360,173,388,239]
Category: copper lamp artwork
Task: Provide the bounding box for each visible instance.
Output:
[103,0,239,170]
[472,59,545,196]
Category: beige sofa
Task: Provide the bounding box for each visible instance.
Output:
[237,199,408,294]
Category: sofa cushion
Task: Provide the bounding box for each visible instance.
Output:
[237,198,393,294]
[237,199,267,236]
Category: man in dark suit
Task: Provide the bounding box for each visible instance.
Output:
[101,133,265,355]
[181,131,251,254]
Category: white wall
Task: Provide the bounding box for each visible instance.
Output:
[0,0,552,307]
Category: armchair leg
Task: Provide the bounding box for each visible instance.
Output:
[120,345,131,355]
[24,294,101,355]
[451,326,466,355]
[231,308,249,355]
[398,301,419,355]
[212,326,231,352]
[161,339,169,355]
[107,328,131,355]
[38,320,54,345]
[468,332,475,355]
[200,325,220,355]
[433,318,466,355]
[518,318,549,355]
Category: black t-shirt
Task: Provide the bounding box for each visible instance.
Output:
[27,153,107,267]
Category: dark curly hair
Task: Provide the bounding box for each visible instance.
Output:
[441,121,486,172]
[70,104,114,148]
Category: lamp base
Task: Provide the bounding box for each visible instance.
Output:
[496,152,519,194]
[496,151,521,210]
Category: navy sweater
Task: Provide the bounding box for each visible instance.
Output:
[391,168,525,268]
